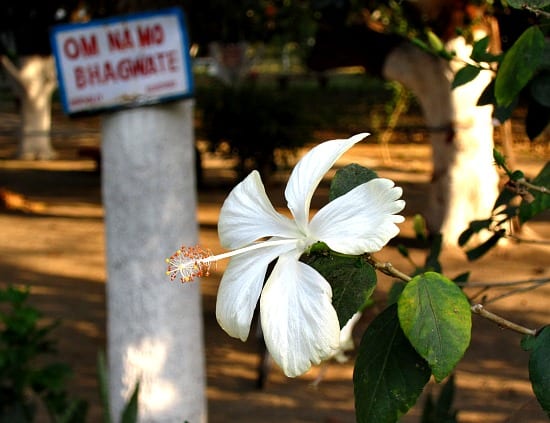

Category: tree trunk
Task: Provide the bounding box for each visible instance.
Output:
[383,36,499,245]
[1,55,57,159]
[102,100,207,422]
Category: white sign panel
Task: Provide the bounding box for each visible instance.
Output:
[50,8,193,115]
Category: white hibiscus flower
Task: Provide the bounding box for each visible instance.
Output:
[166,133,405,377]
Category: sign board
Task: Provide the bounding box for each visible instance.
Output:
[50,8,193,115]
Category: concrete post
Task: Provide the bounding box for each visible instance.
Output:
[1,55,57,159]
[102,100,206,422]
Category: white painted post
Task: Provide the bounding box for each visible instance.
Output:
[1,55,57,159]
[383,36,499,245]
[101,100,206,422]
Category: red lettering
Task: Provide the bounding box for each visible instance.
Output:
[71,50,180,89]
[103,62,117,82]
[166,50,178,72]
[117,59,132,80]
[107,28,134,51]
[137,24,164,47]
[88,65,101,86]
[74,66,86,88]
[144,56,156,74]
[63,35,98,59]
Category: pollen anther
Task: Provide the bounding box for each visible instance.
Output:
[165,245,212,283]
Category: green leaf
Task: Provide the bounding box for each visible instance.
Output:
[434,375,457,421]
[120,381,140,423]
[494,97,518,124]
[398,272,472,382]
[493,187,518,211]
[458,219,492,247]
[511,170,525,181]
[424,234,442,273]
[507,0,550,8]
[458,228,474,247]
[329,163,378,201]
[354,305,431,423]
[452,65,481,89]
[427,30,444,52]
[452,272,470,284]
[413,214,428,241]
[421,375,458,423]
[97,352,113,423]
[303,252,377,328]
[493,148,508,169]
[541,39,550,69]
[526,98,550,140]
[477,80,495,106]
[397,244,410,258]
[480,79,518,123]
[387,281,406,306]
[465,230,506,261]
[471,36,501,63]
[530,73,550,107]
[519,161,550,223]
[495,26,545,107]
[30,362,71,392]
[521,334,537,352]
[529,326,550,417]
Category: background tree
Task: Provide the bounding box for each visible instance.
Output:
[0,1,73,159]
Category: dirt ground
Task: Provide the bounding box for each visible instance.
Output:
[0,104,549,423]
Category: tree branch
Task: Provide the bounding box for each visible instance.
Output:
[459,277,550,288]
[366,255,543,336]
[523,4,550,19]
[505,232,550,245]
[0,55,24,90]
[470,304,537,336]
[365,255,412,282]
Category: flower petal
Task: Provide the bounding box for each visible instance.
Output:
[285,133,369,233]
[216,242,297,342]
[218,170,300,249]
[310,178,405,254]
[260,253,340,377]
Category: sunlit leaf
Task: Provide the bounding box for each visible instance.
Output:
[529,326,550,417]
[398,272,471,382]
[354,305,431,423]
[495,26,545,107]
[413,214,428,241]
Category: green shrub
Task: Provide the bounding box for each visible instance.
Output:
[197,80,313,179]
[0,285,87,423]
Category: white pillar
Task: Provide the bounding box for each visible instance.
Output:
[1,55,57,159]
[102,100,206,422]
[383,38,499,245]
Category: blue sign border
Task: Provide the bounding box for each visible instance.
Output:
[50,7,194,116]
